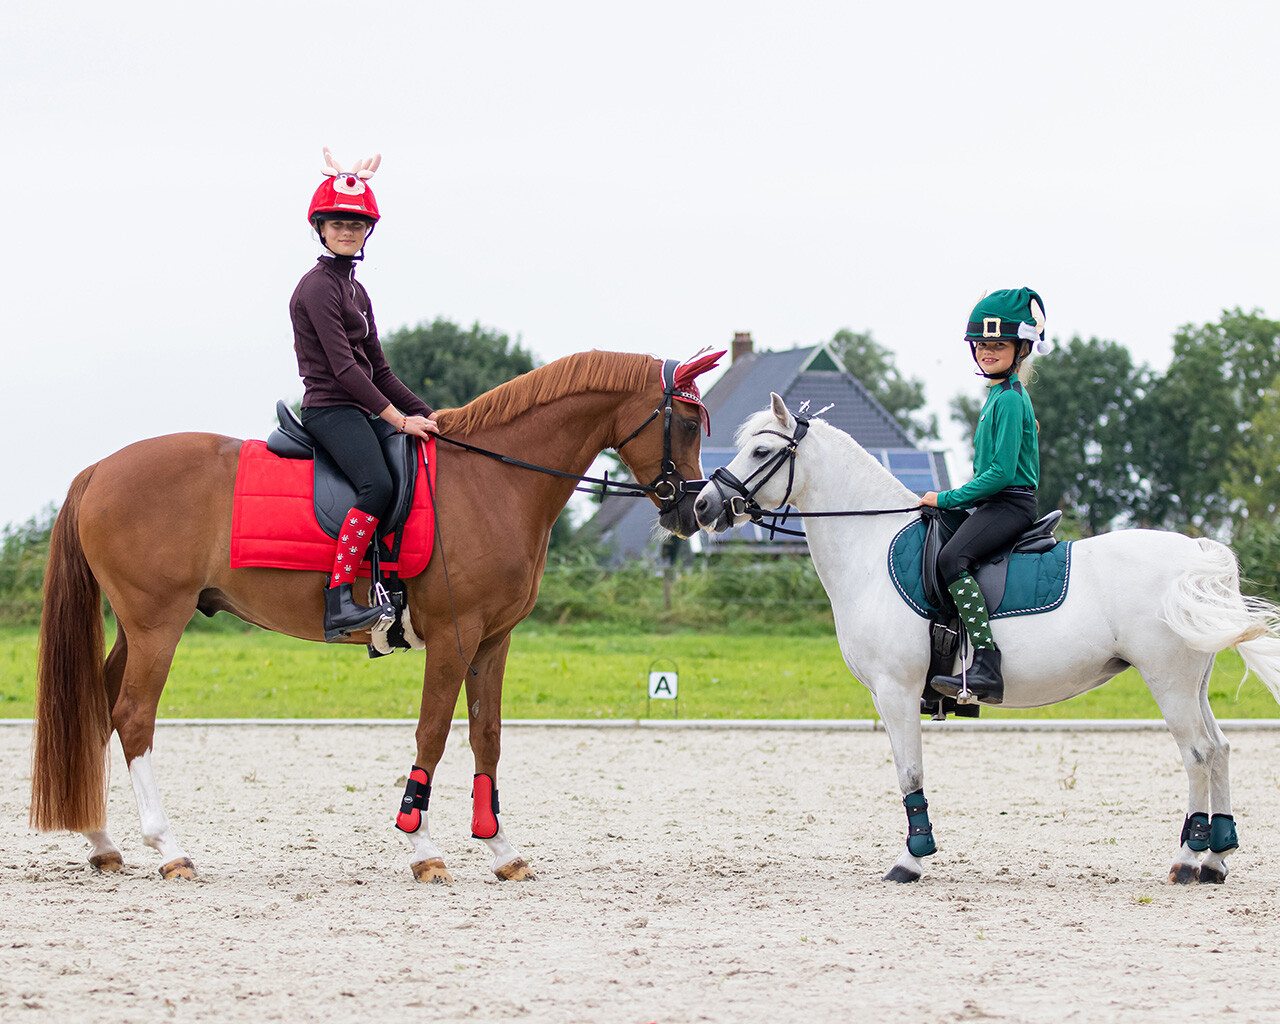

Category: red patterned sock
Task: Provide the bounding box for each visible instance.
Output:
[328,507,380,588]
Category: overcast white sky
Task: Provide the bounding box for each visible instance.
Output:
[3,1,1277,528]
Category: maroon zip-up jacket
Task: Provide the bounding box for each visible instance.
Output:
[290,256,433,418]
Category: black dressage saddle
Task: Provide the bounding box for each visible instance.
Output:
[921,507,1063,614]
[266,401,419,546]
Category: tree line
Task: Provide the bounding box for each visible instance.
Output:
[2,309,1276,625]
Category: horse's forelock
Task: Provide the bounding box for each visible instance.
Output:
[732,409,780,447]
[434,351,654,435]
[734,405,806,447]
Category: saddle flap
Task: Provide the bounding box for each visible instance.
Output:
[921,509,947,610]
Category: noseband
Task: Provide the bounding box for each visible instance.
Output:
[614,358,706,515]
[706,416,810,522]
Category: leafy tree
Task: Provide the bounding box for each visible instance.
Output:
[948,393,982,462]
[828,329,938,442]
[1233,517,1280,600]
[0,507,55,625]
[1137,308,1280,532]
[1029,337,1150,535]
[383,318,538,409]
[1225,372,1280,523]
[381,317,590,548]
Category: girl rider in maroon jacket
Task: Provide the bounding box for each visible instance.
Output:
[292,149,438,641]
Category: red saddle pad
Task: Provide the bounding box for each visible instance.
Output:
[230,438,436,579]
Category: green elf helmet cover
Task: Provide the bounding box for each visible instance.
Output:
[964,287,1049,378]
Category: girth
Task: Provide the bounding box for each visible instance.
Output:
[266,400,420,547]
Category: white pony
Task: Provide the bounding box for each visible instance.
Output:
[695,394,1280,884]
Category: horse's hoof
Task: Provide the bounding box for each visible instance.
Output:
[411,858,454,884]
[90,852,124,873]
[159,857,196,880]
[1198,863,1227,885]
[1167,863,1199,885]
[495,858,537,881]
[883,865,921,883]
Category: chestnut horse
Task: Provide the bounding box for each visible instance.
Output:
[31,350,716,882]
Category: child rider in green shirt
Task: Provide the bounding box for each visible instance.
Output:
[918,288,1047,705]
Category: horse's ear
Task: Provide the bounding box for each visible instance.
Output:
[770,392,790,425]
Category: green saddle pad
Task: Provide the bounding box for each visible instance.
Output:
[888,518,1072,620]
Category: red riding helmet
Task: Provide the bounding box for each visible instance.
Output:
[308,148,381,230]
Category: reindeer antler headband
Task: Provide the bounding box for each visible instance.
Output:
[322,147,381,180]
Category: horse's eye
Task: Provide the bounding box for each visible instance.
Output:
[752,446,769,459]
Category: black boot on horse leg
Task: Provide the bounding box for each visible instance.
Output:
[930,573,1004,705]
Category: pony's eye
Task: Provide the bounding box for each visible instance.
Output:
[752,446,770,459]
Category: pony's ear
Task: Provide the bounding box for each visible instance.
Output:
[770,392,791,425]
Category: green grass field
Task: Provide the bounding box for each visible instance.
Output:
[1,623,1276,720]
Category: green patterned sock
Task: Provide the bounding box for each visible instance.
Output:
[947,573,996,650]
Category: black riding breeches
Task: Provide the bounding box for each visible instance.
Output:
[300,404,395,520]
[938,489,1038,585]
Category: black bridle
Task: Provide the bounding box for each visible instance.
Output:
[705,416,810,525]
[611,358,706,515]
[434,358,703,515]
[705,413,918,537]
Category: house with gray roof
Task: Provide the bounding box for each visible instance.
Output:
[579,333,951,564]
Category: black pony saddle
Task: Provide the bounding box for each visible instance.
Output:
[266,401,419,545]
[921,507,1063,613]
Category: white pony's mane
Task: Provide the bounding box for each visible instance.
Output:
[733,408,918,504]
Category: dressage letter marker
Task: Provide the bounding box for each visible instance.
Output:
[648,671,678,699]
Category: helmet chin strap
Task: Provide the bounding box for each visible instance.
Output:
[315,220,375,261]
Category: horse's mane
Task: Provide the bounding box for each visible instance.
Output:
[433,351,654,436]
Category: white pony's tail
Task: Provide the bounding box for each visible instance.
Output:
[1160,538,1280,702]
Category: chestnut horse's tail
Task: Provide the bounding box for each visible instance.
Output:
[30,466,111,833]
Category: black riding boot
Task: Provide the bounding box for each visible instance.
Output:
[930,647,1004,705]
[323,583,394,642]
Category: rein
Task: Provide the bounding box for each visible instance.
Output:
[432,433,672,500]
[423,356,705,674]
[705,414,919,538]
[431,358,706,513]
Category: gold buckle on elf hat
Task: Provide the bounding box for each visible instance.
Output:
[982,317,1002,338]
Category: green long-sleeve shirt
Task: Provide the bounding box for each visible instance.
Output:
[937,374,1039,509]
